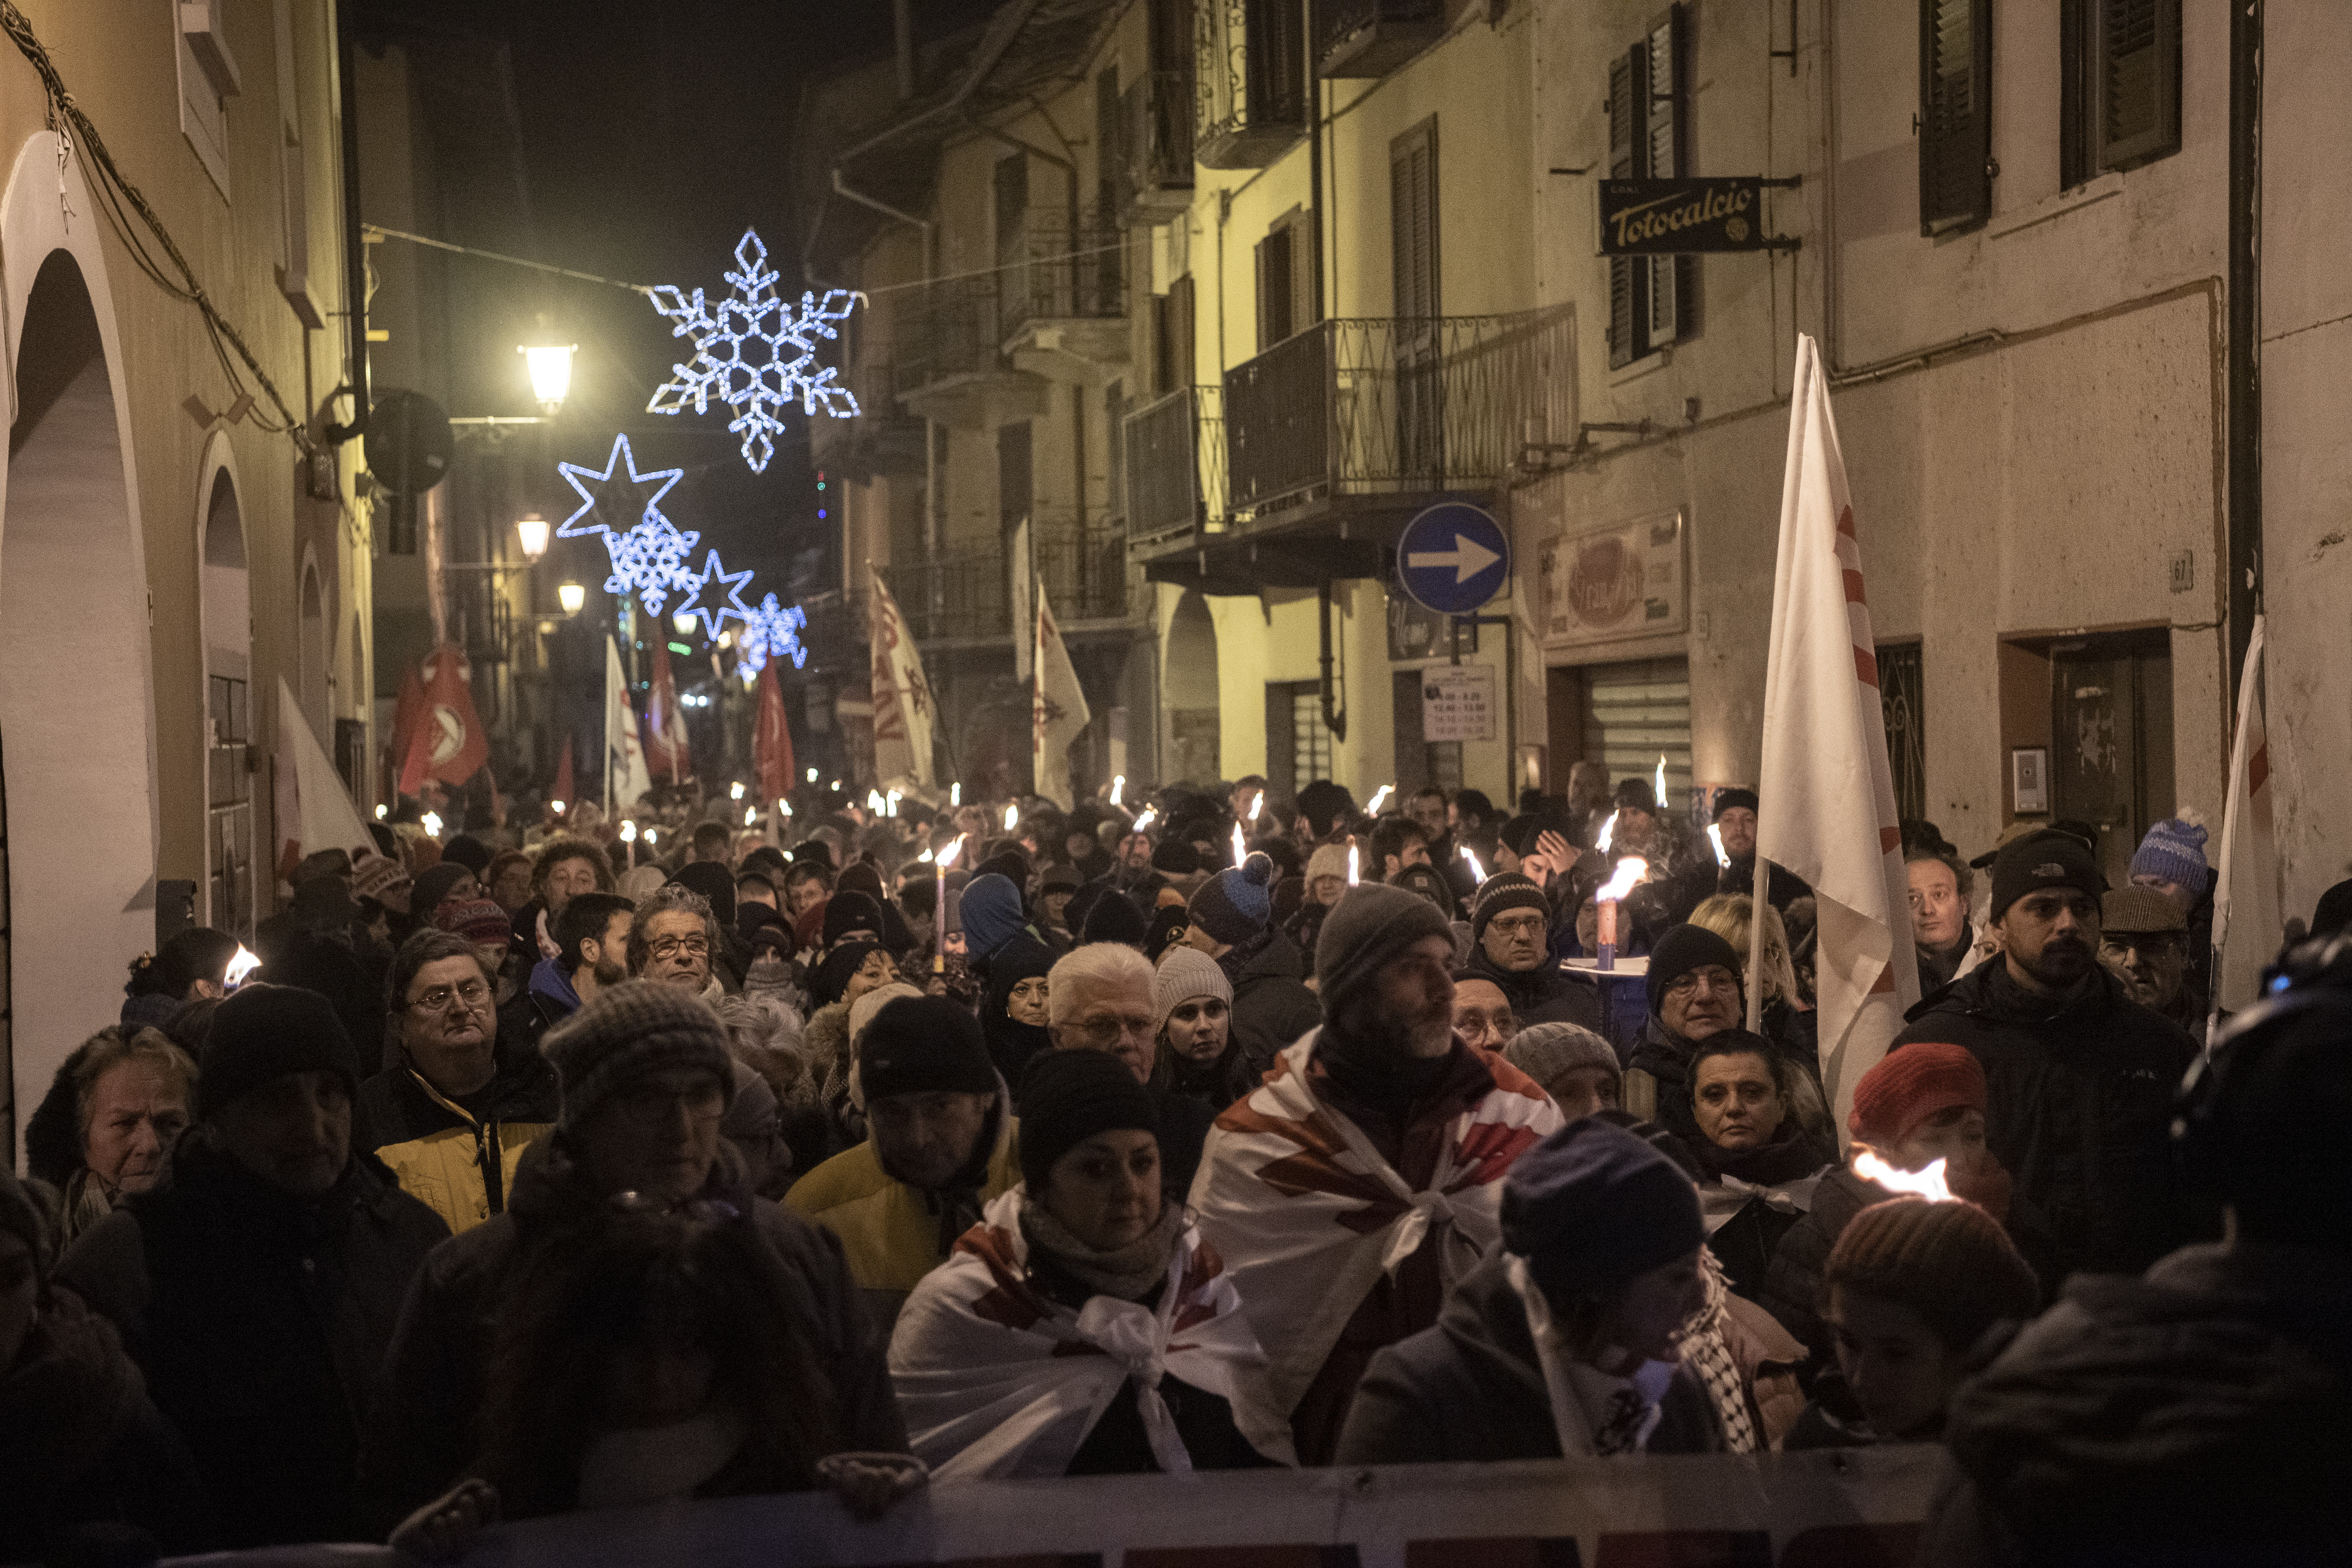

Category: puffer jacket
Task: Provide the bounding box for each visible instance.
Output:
[357,1037,559,1235]
[1891,959,2200,1277]
[367,1134,903,1524]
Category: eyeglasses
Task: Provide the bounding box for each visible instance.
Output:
[648,935,710,960]
[409,978,491,1013]
[1487,913,1546,938]
[1073,1011,1155,1046]
[1664,967,1740,1000]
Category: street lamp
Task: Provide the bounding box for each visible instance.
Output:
[558,581,586,615]
[516,512,551,562]
[520,343,576,414]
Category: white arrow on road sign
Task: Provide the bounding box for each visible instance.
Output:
[1406,534,1503,584]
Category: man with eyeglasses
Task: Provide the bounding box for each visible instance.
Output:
[1461,873,1603,1034]
[2099,885,2210,1042]
[359,930,560,1235]
[627,882,722,999]
[1622,924,1749,1148]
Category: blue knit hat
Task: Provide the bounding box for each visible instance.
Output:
[1188,851,1276,945]
[960,872,1028,960]
[1502,1118,1704,1305]
[2130,816,2210,890]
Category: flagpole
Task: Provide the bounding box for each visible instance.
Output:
[2208,615,2268,1046]
[1746,858,1770,1033]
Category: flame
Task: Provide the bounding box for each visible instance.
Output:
[620,820,637,842]
[887,790,901,817]
[1707,822,1730,868]
[419,811,443,839]
[1111,774,1125,806]
[918,846,934,864]
[779,799,792,818]
[374,803,389,820]
[548,800,565,815]
[1248,791,1263,822]
[1595,855,1647,903]
[1852,1151,1955,1202]
[743,806,757,826]
[1232,821,1247,867]
[936,833,967,870]
[867,789,885,813]
[1655,754,1668,807]
[1597,810,1619,853]
[644,828,657,845]
[730,781,746,801]
[807,768,819,783]
[1367,784,1394,816]
[950,782,961,806]
[1347,842,1361,885]
[223,945,262,990]
[1004,803,1020,830]
[1461,844,1486,882]
[1132,806,1158,833]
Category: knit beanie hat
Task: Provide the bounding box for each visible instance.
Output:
[1824,1197,2040,1352]
[822,890,886,947]
[1710,787,1759,821]
[1849,1041,1986,1146]
[1018,1047,1160,1193]
[1305,843,1350,885]
[2129,815,2210,890]
[1189,851,1277,945]
[811,938,884,1009]
[847,981,926,1049]
[858,996,997,1104]
[672,862,738,926]
[540,979,735,1130]
[1613,777,1658,813]
[1502,1118,1705,1306]
[960,873,1028,961]
[411,863,476,922]
[1989,830,2107,922]
[1314,882,1456,1018]
[1503,1022,1621,1095]
[435,897,514,948]
[351,851,411,903]
[720,1056,778,1146]
[1150,838,1203,876]
[1153,945,1235,1039]
[1646,924,1744,1019]
[1471,872,1551,947]
[442,834,493,875]
[618,865,669,903]
[197,984,359,1121]
[1081,890,1151,948]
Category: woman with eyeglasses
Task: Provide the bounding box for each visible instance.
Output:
[357,929,561,1235]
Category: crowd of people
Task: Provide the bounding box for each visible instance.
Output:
[3,766,2345,1567]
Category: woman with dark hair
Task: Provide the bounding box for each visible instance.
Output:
[120,927,240,1030]
[1683,1034,1835,1297]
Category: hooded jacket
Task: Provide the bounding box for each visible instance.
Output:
[56,1141,449,1548]
[357,1029,560,1235]
[1891,958,2200,1277]
[366,1134,902,1524]
[1220,928,1323,1076]
[1333,1250,1725,1465]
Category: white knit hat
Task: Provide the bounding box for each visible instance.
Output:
[1152,945,1234,1039]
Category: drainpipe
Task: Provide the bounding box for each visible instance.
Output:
[1319,578,1347,741]
[893,0,916,101]
[323,0,369,445]
[2226,0,2262,689]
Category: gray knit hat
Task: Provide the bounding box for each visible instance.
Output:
[1314,882,1456,1018]
[1153,945,1234,1039]
[540,979,737,1129]
[1504,1022,1622,1096]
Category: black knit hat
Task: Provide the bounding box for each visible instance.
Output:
[1613,777,1658,813]
[1150,838,1203,875]
[1711,787,1759,821]
[1018,1047,1159,1193]
[1989,829,2108,923]
[859,995,997,1104]
[1471,872,1551,947]
[811,938,884,1009]
[1081,889,1151,947]
[539,979,735,1129]
[1646,924,1744,1020]
[1503,1119,1704,1305]
[198,984,359,1121]
[822,890,886,947]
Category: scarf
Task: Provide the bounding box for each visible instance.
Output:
[1188,1029,1563,1432]
[1021,1199,1185,1301]
[1680,1250,1760,1454]
[58,1167,118,1252]
[888,1189,1295,1478]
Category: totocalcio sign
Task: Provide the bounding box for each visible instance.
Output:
[1599,177,1800,254]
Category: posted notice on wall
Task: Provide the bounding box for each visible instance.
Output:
[1422,664,1497,743]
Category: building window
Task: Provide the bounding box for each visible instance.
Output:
[1254,208,1318,352]
[273,0,324,326]
[1265,680,1336,799]
[1607,6,1695,368]
[177,0,242,198]
[1878,641,1927,824]
[1919,0,1993,235]
[2061,0,2183,190]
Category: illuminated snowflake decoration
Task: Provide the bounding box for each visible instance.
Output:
[601,514,702,617]
[671,548,756,640]
[738,593,809,673]
[555,433,681,539]
[645,229,861,474]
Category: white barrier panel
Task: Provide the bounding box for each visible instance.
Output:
[172,1449,1941,1568]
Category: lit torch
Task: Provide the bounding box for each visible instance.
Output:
[1248,791,1263,822]
[1004,802,1020,831]
[1132,806,1158,834]
[934,833,968,974]
[1852,1151,1955,1202]
[1654,754,1668,810]
[1707,822,1731,868]
[730,781,746,802]
[1597,810,1620,854]
[223,945,262,991]
[743,806,757,827]
[1367,784,1394,816]
[1111,774,1125,806]
[1461,843,1486,883]
[1231,820,1247,868]
[1347,839,1361,886]
[1593,855,1647,972]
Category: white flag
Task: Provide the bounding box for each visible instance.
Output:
[273,676,375,882]
[604,635,652,814]
[1754,335,1920,1139]
[869,562,936,787]
[1010,518,1033,684]
[1032,583,1091,809]
[2209,615,2282,1023]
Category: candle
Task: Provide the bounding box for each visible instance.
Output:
[933,833,966,974]
[1593,856,1647,972]
[1347,841,1361,885]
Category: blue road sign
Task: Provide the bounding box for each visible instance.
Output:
[1397,502,1510,616]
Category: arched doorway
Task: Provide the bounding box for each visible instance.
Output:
[2,242,160,1157]
[201,460,254,934]
[1163,590,1220,787]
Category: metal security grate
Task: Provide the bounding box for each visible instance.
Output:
[1579,656,1692,814]
[1878,642,1927,824]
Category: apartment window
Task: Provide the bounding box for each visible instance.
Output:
[177,0,242,198]
[997,421,1033,529]
[1095,66,1123,220]
[272,0,324,326]
[1607,6,1695,368]
[1154,273,1198,394]
[1392,118,1443,476]
[1878,641,1927,824]
[1919,0,1994,235]
[2061,0,2182,189]
[1105,379,1127,523]
[1265,681,1337,799]
[1255,208,1318,352]
[994,152,1030,270]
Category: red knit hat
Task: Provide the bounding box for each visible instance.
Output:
[1849,1042,1985,1145]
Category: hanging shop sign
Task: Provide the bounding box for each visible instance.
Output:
[1540,509,1687,647]
[1422,664,1497,744]
[1599,177,1801,254]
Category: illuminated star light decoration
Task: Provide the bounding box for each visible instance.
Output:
[645,229,860,474]
[738,593,809,675]
[601,513,702,618]
[672,547,756,640]
[555,433,681,539]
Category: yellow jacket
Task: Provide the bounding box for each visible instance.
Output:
[357,1055,558,1235]
[786,1108,1021,1320]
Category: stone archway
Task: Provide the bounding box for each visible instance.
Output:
[200,450,255,934]
[1162,590,1221,788]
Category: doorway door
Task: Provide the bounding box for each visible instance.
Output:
[2049,629,2174,887]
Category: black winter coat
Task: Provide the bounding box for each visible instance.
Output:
[1333,1251,1725,1465]
[365,1133,905,1524]
[54,1142,449,1548]
[1891,961,2200,1277]
[1459,946,1604,1032]
[1224,929,1324,1075]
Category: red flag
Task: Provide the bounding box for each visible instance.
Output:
[754,661,795,805]
[647,639,691,781]
[550,736,575,808]
[387,661,427,797]
[401,644,491,794]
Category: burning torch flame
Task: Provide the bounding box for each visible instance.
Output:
[374,803,389,820]
[1461,844,1486,882]
[867,789,885,813]
[1347,842,1361,885]
[1852,1151,1955,1202]
[643,828,657,846]
[1111,775,1125,806]
[730,781,746,801]
[1367,784,1394,816]
[223,945,262,990]
[1132,807,1158,833]
[1707,822,1730,868]
[744,806,758,827]
[620,821,637,843]
[918,845,934,864]
[779,799,793,818]
[1004,803,1020,831]
[549,800,566,816]
[887,790,901,817]
[950,782,961,806]
[1597,810,1619,854]
[1232,821,1247,868]
[936,834,967,871]
[807,768,819,784]
[419,811,443,839]
[1654,754,1668,808]
[1595,856,1647,904]
[1248,792,1263,822]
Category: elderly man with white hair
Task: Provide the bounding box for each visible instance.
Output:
[1043,943,1218,1199]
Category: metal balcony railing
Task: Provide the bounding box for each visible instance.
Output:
[1124,384,1226,542]
[891,277,1002,396]
[1118,69,1195,220]
[1315,0,1446,78]
[1195,0,1307,169]
[1222,308,1573,517]
[999,220,1126,346]
[883,512,1130,645]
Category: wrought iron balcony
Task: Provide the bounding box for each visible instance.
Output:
[1195,0,1307,169]
[1124,384,1226,547]
[1117,69,1195,223]
[1222,308,1573,521]
[1316,0,1446,78]
[882,512,1130,646]
[999,220,1129,384]
[890,277,1002,399]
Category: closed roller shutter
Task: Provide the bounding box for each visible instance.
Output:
[1579,656,1692,812]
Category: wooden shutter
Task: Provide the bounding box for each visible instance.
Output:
[1390,119,1440,320]
[2096,0,2180,170]
[1607,48,1641,368]
[1095,67,1123,220]
[997,421,1033,529]
[1255,223,1296,350]
[1918,0,1992,236]
[994,153,1029,264]
[1645,7,1691,346]
[1168,273,1196,389]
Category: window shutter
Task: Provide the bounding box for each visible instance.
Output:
[1255,227,1297,351]
[994,153,1030,263]
[1645,6,1690,345]
[997,421,1033,529]
[1169,272,1196,389]
[2096,0,2180,170]
[1607,47,1640,368]
[1918,0,1992,236]
[1390,121,1439,321]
